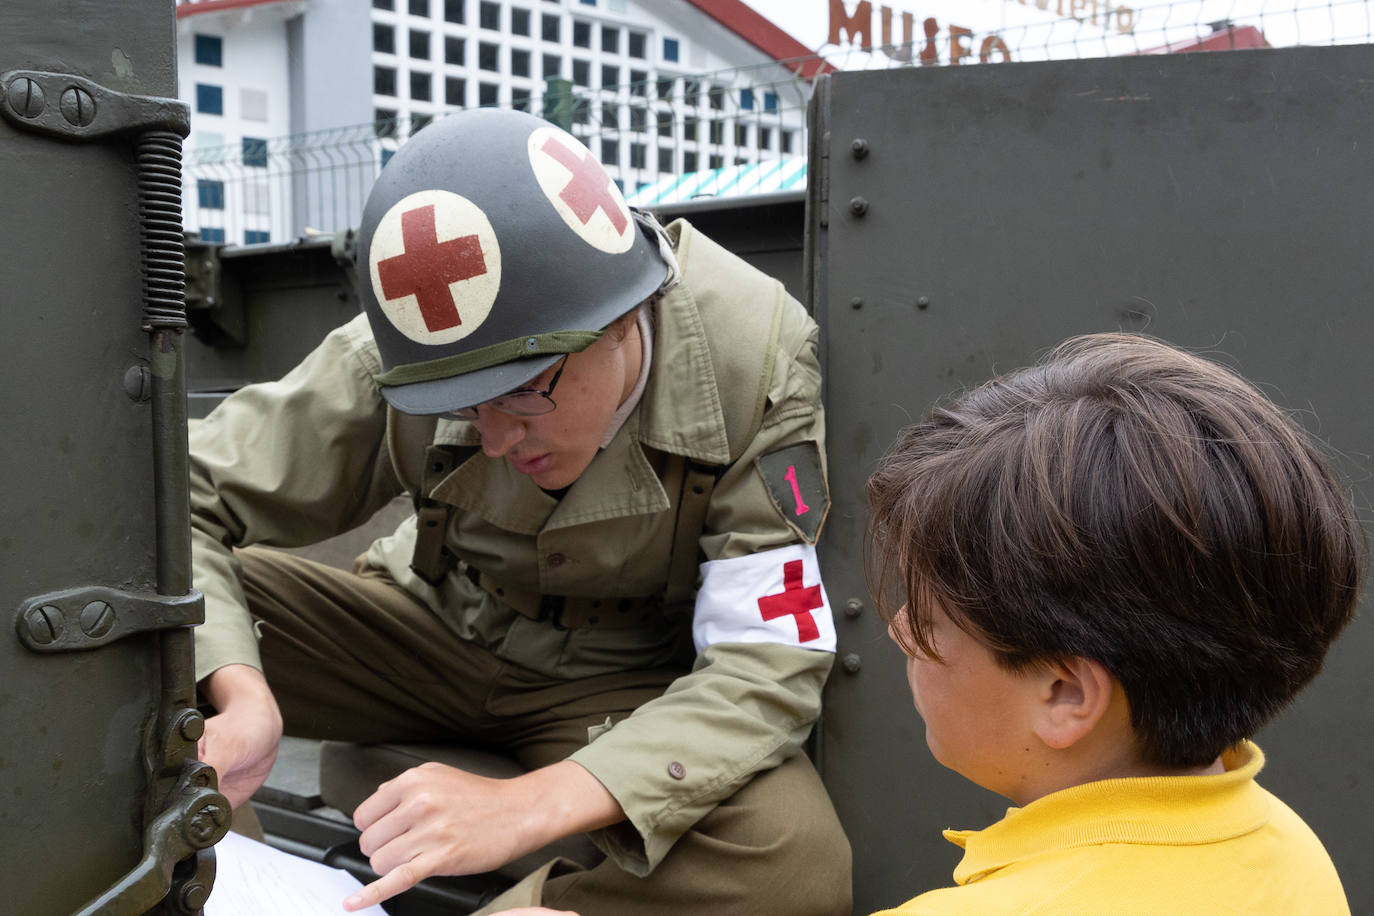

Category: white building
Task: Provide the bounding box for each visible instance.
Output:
[176,0,825,245]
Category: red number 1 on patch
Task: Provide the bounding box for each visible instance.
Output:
[783,465,810,516]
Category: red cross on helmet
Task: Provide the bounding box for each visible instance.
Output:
[357,107,671,415]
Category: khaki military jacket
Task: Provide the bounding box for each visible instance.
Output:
[189,220,833,874]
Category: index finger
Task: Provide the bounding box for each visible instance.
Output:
[343,857,427,912]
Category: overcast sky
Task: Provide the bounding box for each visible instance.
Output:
[745,0,1372,66]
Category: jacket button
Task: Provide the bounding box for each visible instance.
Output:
[547,553,566,567]
[667,761,686,780]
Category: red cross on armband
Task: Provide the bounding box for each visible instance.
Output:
[539,137,629,234]
[757,559,824,643]
[376,204,488,333]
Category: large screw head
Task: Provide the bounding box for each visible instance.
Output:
[79,601,115,638]
[7,77,45,119]
[187,800,229,847]
[59,86,95,127]
[23,605,64,645]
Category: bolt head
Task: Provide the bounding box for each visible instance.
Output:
[177,709,206,742]
[179,882,210,911]
[850,137,870,159]
[844,598,863,617]
[7,77,45,119]
[849,196,869,216]
[842,653,862,673]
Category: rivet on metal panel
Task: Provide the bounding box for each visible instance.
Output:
[842,653,862,674]
[844,597,864,617]
[850,297,863,310]
[916,297,930,310]
[79,600,116,638]
[849,197,869,217]
[850,137,870,159]
[6,76,45,119]
[124,364,154,402]
[22,605,64,645]
[59,85,96,127]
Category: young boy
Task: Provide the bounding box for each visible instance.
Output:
[865,333,1362,915]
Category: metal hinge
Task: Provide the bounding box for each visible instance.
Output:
[16,586,203,653]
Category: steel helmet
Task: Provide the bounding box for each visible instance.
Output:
[357,107,671,414]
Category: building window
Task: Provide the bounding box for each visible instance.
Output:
[195,83,223,115]
[197,179,225,210]
[657,147,672,172]
[375,107,399,137]
[377,24,400,55]
[513,87,532,112]
[709,85,725,110]
[445,76,466,106]
[579,0,594,5]
[629,142,645,169]
[662,37,679,63]
[374,0,394,10]
[245,230,271,244]
[780,129,794,154]
[375,66,397,96]
[541,14,559,42]
[479,1,500,29]
[573,21,591,48]
[629,106,646,131]
[601,102,618,129]
[479,82,499,106]
[628,30,646,58]
[739,87,755,110]
[683,79,699,107]
[199,226,226,243]
[601,25,619,54]
[511,48,531,77]
[241,137,267,168]
[410,70,432,101]
[656,112,672,137]
[445,35,465,65]
[511,7,530,35]
[759,126,772,150]
[708,120,723,144]
[194,34,223,67]
[600,138,618,166]
[381,148,396,168]
[601,64,618,89]
[683,150,697,172]
[683,115,698,142]
[572,59,589,87]
[735,124,749,146]
[409,0,430,16]
[655,76,674,100]
[709,154,723,169]
[412,113,433,132]
[479,42,499,71]
[444,0,464,23]
[764,91,778,113]
[573,97,589,125]
[542,54,561,78]
[410,29,431,59]
[629,69,647,96]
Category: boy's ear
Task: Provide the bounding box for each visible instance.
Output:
[1031,656,1115,750]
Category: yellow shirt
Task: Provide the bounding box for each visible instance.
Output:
[873,743,1348,915]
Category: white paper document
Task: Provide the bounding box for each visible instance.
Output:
[204,829,388,915]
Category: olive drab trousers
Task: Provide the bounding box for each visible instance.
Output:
[236,547,853,916]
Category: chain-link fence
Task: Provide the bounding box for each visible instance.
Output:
[183,0,1373,244]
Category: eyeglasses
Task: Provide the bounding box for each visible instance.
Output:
[446,355,568,421]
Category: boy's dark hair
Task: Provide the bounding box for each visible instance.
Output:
[867,333,1364,769]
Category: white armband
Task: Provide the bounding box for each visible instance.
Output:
[692,544,836,653]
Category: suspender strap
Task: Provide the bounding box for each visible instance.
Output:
[409,444,470,586]
[664,459,724,607]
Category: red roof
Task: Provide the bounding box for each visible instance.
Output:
[685,0,836,78]
[176,0,297,18]
[1141,24,1270,54]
